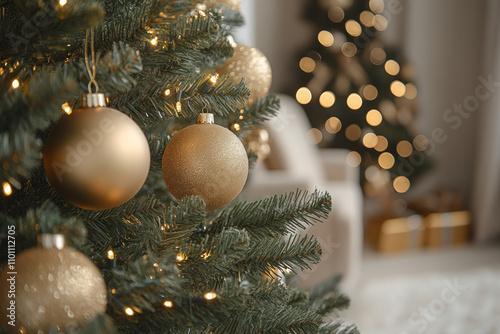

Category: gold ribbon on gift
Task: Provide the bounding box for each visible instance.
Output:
[425,211,470,248]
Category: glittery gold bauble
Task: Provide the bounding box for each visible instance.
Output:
[202,0,241,12]
[0,235,107,333]
[216,45,272,104]
[44,93,150,210]
[242,127,271,162]
[162,113,248,211]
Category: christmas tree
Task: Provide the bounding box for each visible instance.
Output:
[0,0,358,333]
[294,0,429,196]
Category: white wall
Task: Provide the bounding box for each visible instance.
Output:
[240,0,488,206]
[232,0,256,46]
[404,0,486,204]
[250,0,314,92]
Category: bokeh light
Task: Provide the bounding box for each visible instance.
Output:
[390,80,406,97]
[397,140,413,157]
[366,109,383,126]
[306,128,323,144]
[405,83,418,100]
[341,42,357,57]
[296,87,312,105]
[318,30,334,47]
[363,132,378,148]
[393,176,411,193]
[345,124,362,141]
[328,6,345,23]
[347,93,363,110]
[370,47,386,65]
[360,11,374,27]
[374,135,388,152]
[299,57,316,73]
[363,85,378,101]
[346,151,362,167]
[369,0,385,13]
[319,91,336,108]
[325,117,342,134]
[379,152,395,169]
[413,134,429,151]
[373,15,388,31]
[384,60,400,76]
[345,20,362,37]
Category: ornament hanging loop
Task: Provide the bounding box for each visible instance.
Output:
[201,98,209,114]
[84,27,100,94]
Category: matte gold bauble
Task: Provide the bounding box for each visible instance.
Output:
[162,113,248,211]
[0,235,107,333]
[202,0,241,12]
[216,44,272,104]
[43,93,151,210]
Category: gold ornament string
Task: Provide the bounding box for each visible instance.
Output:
[201,98,209,113]
[84,27,99,93]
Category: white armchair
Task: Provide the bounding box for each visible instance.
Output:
[240,94,363,292]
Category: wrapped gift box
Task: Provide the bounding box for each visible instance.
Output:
[424,211,471,248]
[366,214,425,253]
[378,215,425,253]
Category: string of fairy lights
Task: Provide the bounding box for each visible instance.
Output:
[106,247,218,317]
[296,0,430,194]
[1,0,67,197]
[1,2,230,318]
[0,5,250,199]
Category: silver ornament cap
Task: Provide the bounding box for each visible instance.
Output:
[81,93,107,108]
[197,113,215,124]
[38,233,66,250]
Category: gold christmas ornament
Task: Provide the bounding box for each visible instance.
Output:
[202,0,241,12]
[43,28,151,210]
[216,44,272,104]
[43,93,151,210]
[162,113,248,211]
[0,234,107,333]
[242,127,271,162]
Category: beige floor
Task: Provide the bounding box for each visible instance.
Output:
[341,244,500,334]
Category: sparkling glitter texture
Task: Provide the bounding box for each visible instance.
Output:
[202,0,241,12]
[217,45,272,104]
[162,115,249,211]
[43,103,151,210]
[0,242,107,333]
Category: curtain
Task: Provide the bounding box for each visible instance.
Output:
[472,0,500,243]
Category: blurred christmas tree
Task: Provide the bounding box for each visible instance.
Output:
[0,0,358,333]
[294,0,429,196]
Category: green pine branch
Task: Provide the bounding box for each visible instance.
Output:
[227,93,281,132]
[161,196,207,245]
[211,190,332,239]
[78,195,167,263]
[241,234,322,276]
[0,0,103,62]
[319,323,360,334]
[106,251,182,313]
[112,72,249,127]
[308,275,342,304]
[315,294,350,317]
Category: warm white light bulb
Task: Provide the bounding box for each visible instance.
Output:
[3,182,12,196]
[204,292,216,300]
